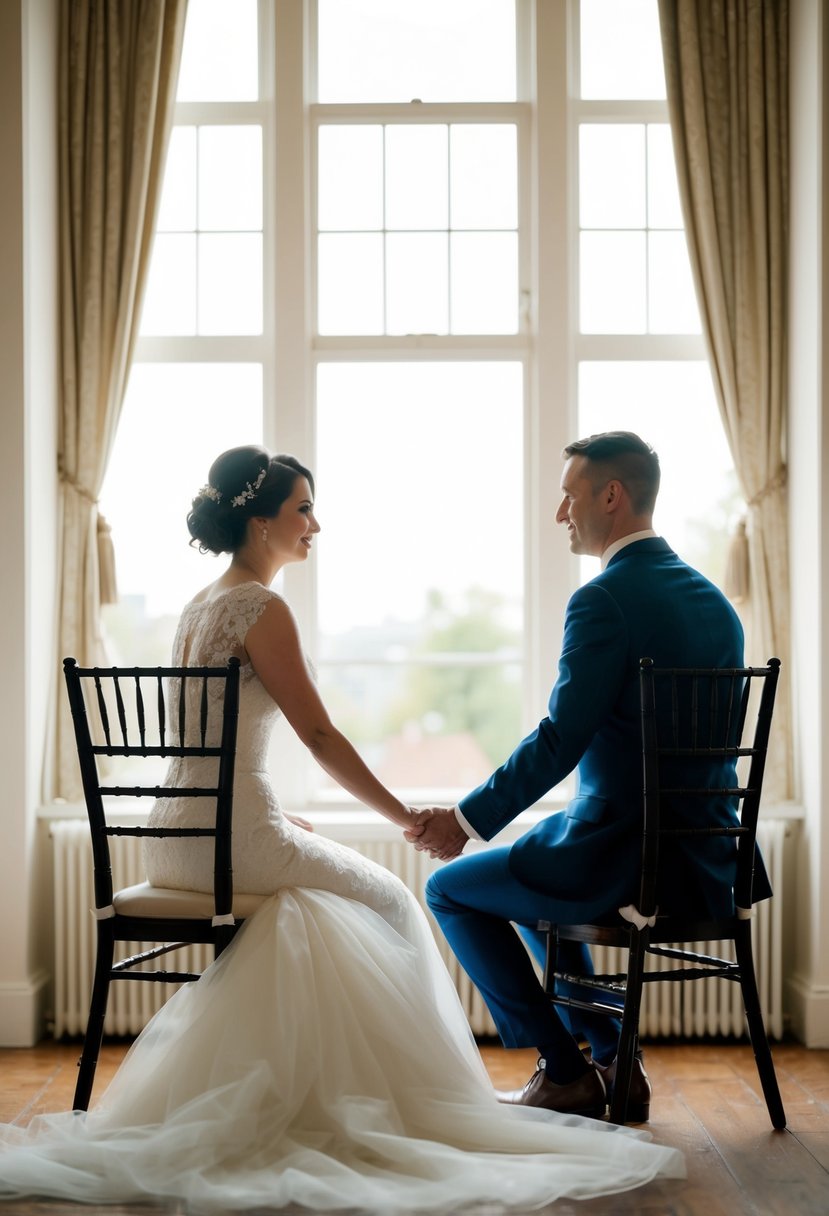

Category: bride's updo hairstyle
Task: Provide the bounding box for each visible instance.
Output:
[187,445,314,555]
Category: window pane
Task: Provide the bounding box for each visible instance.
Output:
[647,124,684,228]
[578,362,739,585]
[385,126,448,231]
[451,233,518,334]
[318,126,383,231]
[318,660,523,795]
[648,232,701,333]
[198,127,262,231]
[317,0,516,103]
[580,125,645,229]
[318,234,384,334]
[580,0,666,100]
[386,233,448,335]
[580,232,647,332]
[198,234,263,335]
[100,363,263,636]
[450,125,518,229]
[176,0,258,102]
[157,127,196,231]
[316,362,523,635]
[140,234,196,335]
[315,361,523,794]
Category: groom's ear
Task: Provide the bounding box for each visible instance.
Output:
[604,479,624,512]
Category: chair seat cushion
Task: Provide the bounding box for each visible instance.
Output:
[113,882,268,920]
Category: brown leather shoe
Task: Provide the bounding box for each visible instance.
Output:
[498,1059,607,1119]
[594,1054,652,1122]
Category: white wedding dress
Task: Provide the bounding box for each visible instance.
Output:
[0,583,684,1212]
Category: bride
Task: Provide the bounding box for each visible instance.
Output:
[0,446,683,1212]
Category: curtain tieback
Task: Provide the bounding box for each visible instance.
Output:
[59,471,98,505]
[58,471,119,605]
[746,465,787,510]
[724,466,788,604]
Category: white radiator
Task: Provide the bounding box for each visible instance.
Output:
[50,818,787,1040]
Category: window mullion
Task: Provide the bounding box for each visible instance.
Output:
[531,0,572,728]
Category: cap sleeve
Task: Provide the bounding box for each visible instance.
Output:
[225,582,283,648]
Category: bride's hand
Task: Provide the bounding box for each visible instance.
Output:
[285,813,315,833]
[404,807,467,861]
[402,808,424,838]
[399,804,428,834]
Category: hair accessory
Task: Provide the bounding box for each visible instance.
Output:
[231,467,267,508]
[199,484,222,503]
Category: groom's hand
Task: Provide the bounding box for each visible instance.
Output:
[404,808,468,861]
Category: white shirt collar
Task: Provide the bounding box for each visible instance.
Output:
[600,529,659,571]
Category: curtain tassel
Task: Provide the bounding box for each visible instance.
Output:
[724,517,749,604]
[97,513,118,605]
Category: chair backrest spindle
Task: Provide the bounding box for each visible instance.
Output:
[113,674,128,747]
[178,669,187,746]
[157,672,166,748]
[200,675,209,748]
[135,675,146,751]
[93,673,112,748]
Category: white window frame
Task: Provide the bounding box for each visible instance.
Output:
[127,0,716,812]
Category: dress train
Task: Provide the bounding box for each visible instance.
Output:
[0,887,683,1212]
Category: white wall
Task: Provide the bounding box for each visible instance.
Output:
[0,0,59,1046]
[788,0,829,1047]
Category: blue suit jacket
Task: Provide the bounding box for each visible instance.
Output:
[458,538,770,921]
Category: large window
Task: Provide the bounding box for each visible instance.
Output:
[101,0,737,810]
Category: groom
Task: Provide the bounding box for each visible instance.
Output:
[407,431,763,1119]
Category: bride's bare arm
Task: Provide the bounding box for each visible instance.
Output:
[244,598,414,828]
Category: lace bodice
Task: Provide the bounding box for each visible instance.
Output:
[171,581,282,773]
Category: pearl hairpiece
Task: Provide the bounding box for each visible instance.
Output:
[230,467,267,508]
[198,466,267,508]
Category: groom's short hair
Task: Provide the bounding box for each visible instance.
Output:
[563,431,660,514]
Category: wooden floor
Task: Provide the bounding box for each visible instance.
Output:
[1,1038,828,1215]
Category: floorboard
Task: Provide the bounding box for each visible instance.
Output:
[0,1039,827,1215]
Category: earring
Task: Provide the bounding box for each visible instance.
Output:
[261,527,268,543]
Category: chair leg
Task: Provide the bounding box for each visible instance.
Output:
[609,930,647,1125]
[73,927,114,1112]
[541,923,556,994]
[734,920,786,1130]
[214,922,238,959]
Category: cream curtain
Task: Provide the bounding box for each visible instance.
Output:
[56,0,187,798]
[658,0,791,800]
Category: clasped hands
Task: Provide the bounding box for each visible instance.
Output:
[403,806,468,862]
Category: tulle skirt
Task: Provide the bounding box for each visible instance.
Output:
[0,888,684,1212]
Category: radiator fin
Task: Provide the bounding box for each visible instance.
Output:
[50,819,786,1040]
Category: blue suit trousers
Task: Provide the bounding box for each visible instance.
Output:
[425,845,622,1079]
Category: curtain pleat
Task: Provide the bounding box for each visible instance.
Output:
[658,0,791,800]
[55,0,187,798]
